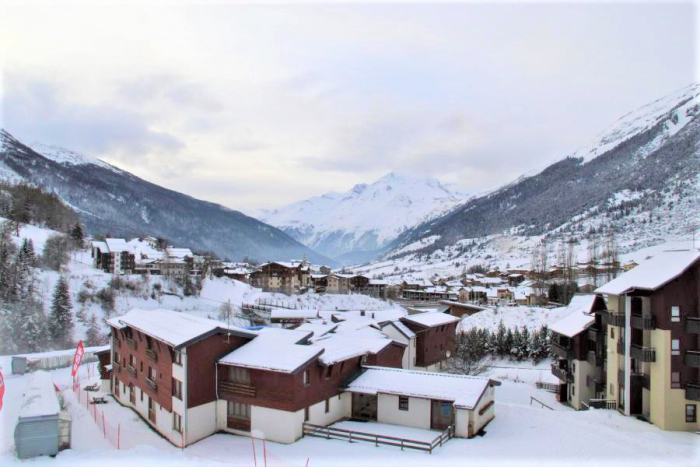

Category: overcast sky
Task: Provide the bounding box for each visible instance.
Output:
[1,1,696,214]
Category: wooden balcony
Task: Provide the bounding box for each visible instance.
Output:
[219,380,256,398]
[631,373,650,390]
[551,364,572,383]
[126,364,137,377]
[608,313,625,327]
[686,317,700,334]
[551,342,573,359]
[686,383,700,402]
[630,314,655,331]
[587,327,604,344]
[127,337,137,350]
[145,377,158,392]
[630,344,655,363]
[587,350,604,367]
[684,350,700,369]
[145,348,158,362]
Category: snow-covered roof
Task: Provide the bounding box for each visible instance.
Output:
[167,247,193,259]
[369,279,388,285]
[219,331,323,374]
[105,238,129,253]
[107,308,254,349]
[401,311,460,328]
[346,366,496,410]
[270,309,319,320]
[253,327,312,344]
[549,294,599,337]
[91,240,108,251]
[295,322,339,338]
[313,335,393,366]
[19,371,61,418]
[596,250,700,295]
[380,320,416,339]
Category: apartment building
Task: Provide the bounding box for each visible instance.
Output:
[596,250,699,432]
[400,312,460,371]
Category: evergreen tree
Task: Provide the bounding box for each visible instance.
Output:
[70,222,84,248]
[495,320,507,355]
[48,276,74,349]
[85,313,103,346]
[520,326,531,360]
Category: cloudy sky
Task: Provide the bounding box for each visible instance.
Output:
[1,0,696,214]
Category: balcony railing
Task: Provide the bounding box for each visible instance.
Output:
[589,399,617,410]
[616,339,625,355]
[587,350,604,367]
[145,377,158,392]
[551,364,571,383]
[113,361,120,372]
[684,350,700,369]
[127,337,137,350]
[126,364,137,377]
[218,380,256,397]
[630,344,656,363]
[631,314,655,331]
[587,327,604,344]
[145,348,158,362]
[631,372,650,390]
[686,383,700,402]
[686,317,700,334]
[608,313,625,327]
[586,374,605,393]
[551,342,574,359]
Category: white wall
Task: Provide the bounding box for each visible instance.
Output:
[454,386,495,438]
[381,326,416,370]
[251,405,305,444]
[377,394,431,430]
[185,402,216,445]
[114,381,183,446]
[308,393,351,427]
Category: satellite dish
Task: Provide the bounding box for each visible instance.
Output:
[446,350,452,358]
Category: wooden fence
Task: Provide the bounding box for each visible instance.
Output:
[302,423,454,454]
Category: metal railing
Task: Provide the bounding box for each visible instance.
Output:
[685,382,700,401]
[535,382,560,393]
[630,344,656,363]
[145,348,158,362]
[631,373,650,390]
[126,338,137,350]
[303,422,454,453]
[126,364,137,377]
[589,399,617,410]
[551,342,573,359]
[684,350,700,369]
[551,364,571,383]
[608,313,625,327]
[631,314,655,330]
[686,317,700,334]
[145,377,158,392]
[530,396,554,410]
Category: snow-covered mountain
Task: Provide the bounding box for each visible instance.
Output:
[260,172,469,263]
[356,83,700,281]
[0,129,336,265]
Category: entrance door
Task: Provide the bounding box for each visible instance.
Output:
[558,383,568,403]
[148,397,156,424]
[431,400,454,430]
[129,383,136,404]
[352,393,377,420]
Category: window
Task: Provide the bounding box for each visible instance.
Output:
[173,412,182,433]
[325,365,333,380]
[129,354,136,367]
[140,361,143,372]
[671,372,681,389]
[148,366,157,381]
[228,401,250,420]
[140,388,144,401]
[686,405,697,423]
[325,399,330,413]
[172,378,183,400]
[173,351,182,365]
[302,370,309,386]
[671,306,680,323]
[671,339,681,356]
[304,407,309,422]
[572,362,576,373]
[611,327,615,339]
[572,385,575,396]
[399,396,409,411]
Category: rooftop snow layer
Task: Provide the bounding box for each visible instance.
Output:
[313,335,392,366]
[107,308,254,348]
[346,366,494,410]
[219,333,323,373]
[401,311,460,328]
[19,371,61,418]
[596,250,700,295]
[549,296,598,338]
[270,309,320,320]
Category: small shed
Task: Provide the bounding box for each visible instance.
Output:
[14,371,71,459]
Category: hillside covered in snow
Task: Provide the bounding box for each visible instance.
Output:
[260,172,469,264]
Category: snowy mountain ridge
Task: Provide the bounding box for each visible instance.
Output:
[260,172,470,263]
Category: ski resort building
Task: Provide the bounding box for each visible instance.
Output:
[400,312,460,371]
[549,250,700,432]
[91,239,136,274]
[107,307,488,447]
[250,261,311,294]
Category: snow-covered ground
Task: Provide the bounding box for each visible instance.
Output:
[459,305,571,333]
[1,355,697,467]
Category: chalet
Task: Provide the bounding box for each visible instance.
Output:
[439,300,487,319]
[345,367,499,438]
[326,274,350,294]
[91,239,136,274]
[400,312,460,371]
[594,250,700,432]
[253,261,311,294]
[222,267,250,283]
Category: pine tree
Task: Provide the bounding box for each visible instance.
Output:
[70,222,84,249]
[48,276,74,349]
[20,238,36,266]
[520,326,531,361]
[85,313,103,346]
[495,320,507,355]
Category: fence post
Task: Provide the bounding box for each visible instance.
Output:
[118,424,120,450]
[401,439,404,451]
[348,431,352,443]
[102,412,106,438]
[263,439,267,467]
[251,436,257,467]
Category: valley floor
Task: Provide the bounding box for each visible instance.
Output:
[1,358,697,467]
